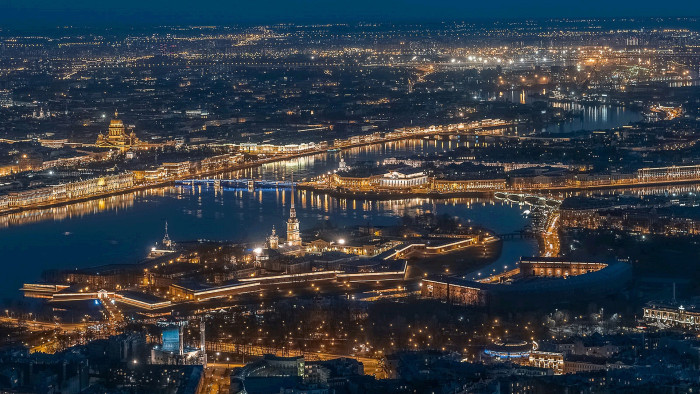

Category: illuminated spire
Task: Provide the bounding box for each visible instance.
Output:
[286,173,301,247]
[289,173,296,219]
[162,220,172,249]
[114,109,119,119]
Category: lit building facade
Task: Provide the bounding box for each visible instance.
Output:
[1,173,134,209]
[421,260,632,309]
[519,258,607,278]
[420,278,487,306]
[268,226,279,249]
[379,170,428,188]
[433,178,507,191]
[637,164,700,181]
[529,351,564,374]
[643,303,700,329]
[96,111,141,150]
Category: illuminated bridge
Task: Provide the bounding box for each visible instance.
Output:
[494,192,561,208]
[175,179,295,189]
[498,231,537,240]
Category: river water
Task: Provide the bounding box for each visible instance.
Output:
[0,106,643,301]
[498,89,643,134]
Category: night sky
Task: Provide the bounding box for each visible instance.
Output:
[1,0,699,27]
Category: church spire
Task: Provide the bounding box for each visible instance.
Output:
[286,173,301,247]
[289,173,296,219]
[162,221,172,249]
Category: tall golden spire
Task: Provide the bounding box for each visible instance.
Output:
[114,109,119,119]
[286,172,301,247]
[289,173,296,219]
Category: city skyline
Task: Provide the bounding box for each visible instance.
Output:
[0,9,699,394]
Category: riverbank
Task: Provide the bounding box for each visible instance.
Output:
[0,122,515,217]
[295,184,493,200]
[297,176,700,201]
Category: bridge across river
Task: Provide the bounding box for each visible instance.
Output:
[494,192,561,208]
[498,231,537,240]
[175,179,295,189]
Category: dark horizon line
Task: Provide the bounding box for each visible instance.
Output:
[1,15,699,33]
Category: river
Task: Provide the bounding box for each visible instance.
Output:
[0,106,642,301]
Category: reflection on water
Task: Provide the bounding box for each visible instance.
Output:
[0,185,533,300]
[0,114,668,301]
[221,138,476,182]
[539,104,642,134]
[471,240,537,280]
[0,192,139,229]
[495,89,643,134]
[6,174,695,300]
[0,102,646,228]
[4,131,683,231]
[1,140,464,229]
[555,183,700,200]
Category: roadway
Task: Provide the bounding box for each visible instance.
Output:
[0,316,88,332]
[198,364,244,394]
[542,211,561,257]
[196,346,383,394]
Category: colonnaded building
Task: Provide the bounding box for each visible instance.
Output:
[643,302,700,329]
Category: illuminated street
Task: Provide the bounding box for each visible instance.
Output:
[0,5,699,393]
